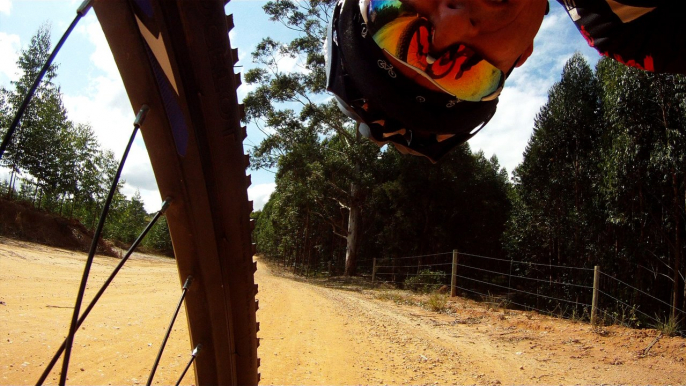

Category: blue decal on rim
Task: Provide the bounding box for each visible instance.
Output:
[143,43,189,157]
[132,0,154,18]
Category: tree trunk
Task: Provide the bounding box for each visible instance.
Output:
[344,126,363,277]
[304,209,311,277]
[671,172,683,319]
[7,167,16,199]
[344,185,361,276]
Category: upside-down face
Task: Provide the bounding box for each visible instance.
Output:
[399,0,548,73]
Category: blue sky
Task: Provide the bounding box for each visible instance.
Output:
[0,0,600,213]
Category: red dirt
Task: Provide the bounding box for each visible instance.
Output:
[0,197,116,257]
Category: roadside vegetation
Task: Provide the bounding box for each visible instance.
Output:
[0,26,172,255]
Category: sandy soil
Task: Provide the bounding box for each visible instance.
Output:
[2,238,685,385]
[0,238,193,385]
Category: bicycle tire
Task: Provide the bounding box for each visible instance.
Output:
[93,1,259,385]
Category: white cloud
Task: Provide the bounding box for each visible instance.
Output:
[237,77,257,102]
[0,32,20,83]
[0,0,11,15]
[63,18,160,211]
[83,20,121,80]
[469,86,546,175]
[62,75,131,152]
[248,182,276,211]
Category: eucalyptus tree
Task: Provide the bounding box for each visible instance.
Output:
[244,0,379,275]
[597,57,686,316]
[505,53,604,298]
[59,123,101,216]
[0,24,62,198]
[364,144,512,264]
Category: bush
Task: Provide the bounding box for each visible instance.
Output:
[404,269,447,293]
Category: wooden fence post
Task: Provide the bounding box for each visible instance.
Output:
[372,258,377,283]
[591,265,600,326]
[451,249,458,297]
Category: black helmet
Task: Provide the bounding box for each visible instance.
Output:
[325,0,500,162]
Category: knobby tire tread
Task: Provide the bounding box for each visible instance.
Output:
[93,0,259,384]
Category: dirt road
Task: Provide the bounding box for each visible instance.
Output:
[2,238,685,385]
[256,262,685,385]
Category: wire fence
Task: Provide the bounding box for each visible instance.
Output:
[369,250,686,333]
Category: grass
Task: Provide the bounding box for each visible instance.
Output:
[481,292,510,311]
[653,314,681,337]
[376,290,450,313]
[425,293,448,313]
[375,291,413,306]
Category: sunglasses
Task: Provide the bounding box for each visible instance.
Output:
[364,0,504,102]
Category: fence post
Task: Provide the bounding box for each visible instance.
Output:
[591,265,600,326]
[372,258,377,283]
[451,249,458,297]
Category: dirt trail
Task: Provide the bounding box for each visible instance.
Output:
[256,262,686,385]
[2,238,685,385]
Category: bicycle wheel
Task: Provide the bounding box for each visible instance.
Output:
[93,0,259,384]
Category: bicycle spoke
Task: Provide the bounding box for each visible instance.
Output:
[146,275,194,386]
[59,105,149,386]
[35,197,172,386]
[175,345,202,386]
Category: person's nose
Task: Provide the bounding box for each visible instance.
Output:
[428,0,479,52]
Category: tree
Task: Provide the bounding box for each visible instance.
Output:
[506,54,686,320]
[103,190,148,245]
[244,0,379,275]
[504,54,605,311]
[361,145,511,267]
[597,58,686,317]
[506,54,603,268]
[0,25,161,252]
[0,24,65,200]
[142,215,173,256]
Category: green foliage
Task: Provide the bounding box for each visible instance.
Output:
[505,53,603,269]
[142,215,174,256]
[103,190,147,245]
[1,24,65,196]
[366,146,512,261]
[505,54,686,321]
[404,270,447,293]
[0,26,170,253]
